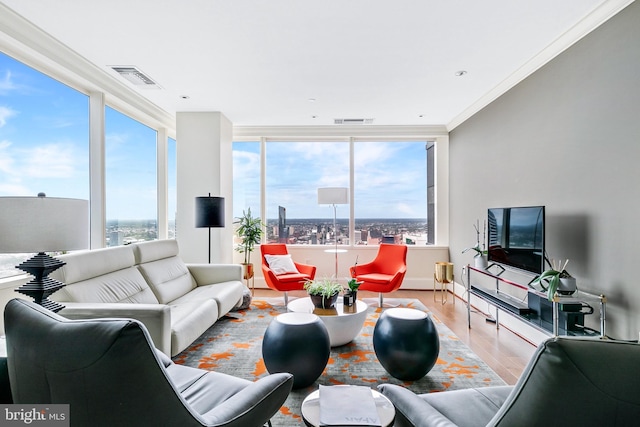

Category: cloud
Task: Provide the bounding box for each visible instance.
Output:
[0,106,17,127]
[0,70,18,95]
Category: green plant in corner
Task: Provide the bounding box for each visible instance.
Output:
[233,208,263,265]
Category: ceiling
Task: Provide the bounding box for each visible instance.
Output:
[0,0,628,129]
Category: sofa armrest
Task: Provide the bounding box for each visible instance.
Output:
[378,384,458,427]
[186,263,243,286]
[58,303,172,356]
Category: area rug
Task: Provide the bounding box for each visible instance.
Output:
[173,298,505,426]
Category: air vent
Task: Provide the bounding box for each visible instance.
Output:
[111,66,160,88]
[334,118,374,125]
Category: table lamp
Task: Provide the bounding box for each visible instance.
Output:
[195,194,225,263]
[0,193,89,312]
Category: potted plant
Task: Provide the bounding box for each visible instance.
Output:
[531,259,576,301]
[462,220,488,269]
[233,208,263,281]
[304,278,343,309]
[345,277,362,306]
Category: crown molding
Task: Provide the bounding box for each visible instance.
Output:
[447,0,636,131]
[233,125,449,140]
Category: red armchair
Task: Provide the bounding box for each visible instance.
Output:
[349,243,408,307]
[261,244,316,305]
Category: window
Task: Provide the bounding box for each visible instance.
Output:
[231,139,432,246]
[232,141,261,218]
[265,141,349,245]
[353,141,428,245]
[105,107,157,246]
[0,52,89,278]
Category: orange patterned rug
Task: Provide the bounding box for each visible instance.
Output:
[173,298,505,426]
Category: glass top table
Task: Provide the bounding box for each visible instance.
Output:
[287,297,369,347]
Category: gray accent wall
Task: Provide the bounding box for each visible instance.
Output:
[449,1,640,340]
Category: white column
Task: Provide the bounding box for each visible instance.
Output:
[157,127,169,240]
[176,112,234,263]
[89,91,106,249]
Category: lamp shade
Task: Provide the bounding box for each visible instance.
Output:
[317,187,349,205]
[0,195,89,253]
[195,196,225,228]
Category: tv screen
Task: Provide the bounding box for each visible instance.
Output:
[487,206,545,275]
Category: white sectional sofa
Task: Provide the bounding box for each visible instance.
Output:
[50,239,244,357]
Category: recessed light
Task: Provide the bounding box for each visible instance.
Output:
[454,70,468,77]
[180,95,190,99]
[312,115,318,119]
[308,98,317,103]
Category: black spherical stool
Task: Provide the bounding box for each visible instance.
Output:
[262,312,330,389]
[373,307,440,381]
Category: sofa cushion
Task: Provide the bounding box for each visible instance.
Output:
[134,239,179,264]
[169,300,219,356]
[52,245,136,284]
[138,256,197,304]
[52,267,160,304]
[170,281,245,319]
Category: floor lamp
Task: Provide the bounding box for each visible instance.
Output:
[195,194,225,263]
[318,187,349,279]
[0,193,89,312]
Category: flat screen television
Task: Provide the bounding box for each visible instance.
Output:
[487,206,545,275]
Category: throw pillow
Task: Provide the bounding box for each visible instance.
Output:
[265,254,300,275]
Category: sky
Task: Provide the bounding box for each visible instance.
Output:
[1,51,427,222]
[233,140,428,219]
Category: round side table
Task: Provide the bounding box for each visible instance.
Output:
[262,312,330,389]
[373,307,440,380]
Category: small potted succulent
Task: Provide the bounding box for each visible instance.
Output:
[531,259,576,301]
[304,278,343,309]
[344,278,363,306]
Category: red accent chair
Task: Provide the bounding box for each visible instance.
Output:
[261,244,316,305]
[349,243,408,307]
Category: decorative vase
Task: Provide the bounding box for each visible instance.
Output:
[344,290,357,307]
[474,255,488,270]
[241,263,254,280]
[310,293,339,309]
[558,277,577,295]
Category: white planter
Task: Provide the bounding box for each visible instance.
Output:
[558,277,577,295]
[474,255,488,270]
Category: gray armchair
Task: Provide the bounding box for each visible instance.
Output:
[4,298,293,427]
[379,336,640,426]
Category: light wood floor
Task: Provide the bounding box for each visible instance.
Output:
[252,288,537,385]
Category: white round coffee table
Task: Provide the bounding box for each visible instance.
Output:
[300,386,395,427]
[287,297,368,346]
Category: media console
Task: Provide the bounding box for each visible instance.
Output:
[466,265,607,338]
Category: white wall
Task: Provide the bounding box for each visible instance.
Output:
[449,1,640,341]
[233,245,451,291]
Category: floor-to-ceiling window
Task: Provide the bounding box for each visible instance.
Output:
[105,106,158,246]
[353,141,428,245]
[232,138,432,247]
[265,141,350,245]
[0,52,89,278]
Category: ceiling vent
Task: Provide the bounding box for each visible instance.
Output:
[334,118,374,125]
[111,66,161,88]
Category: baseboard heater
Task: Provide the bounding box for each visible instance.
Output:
[470,285,533,315]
